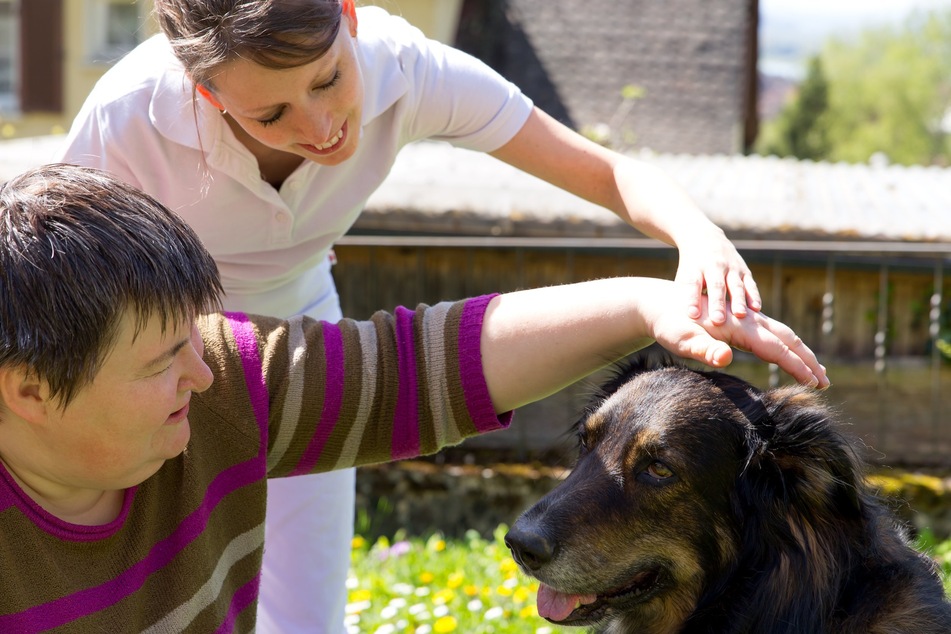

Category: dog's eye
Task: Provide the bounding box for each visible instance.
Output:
[646,461,674,480]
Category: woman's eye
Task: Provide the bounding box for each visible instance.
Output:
[151,363,173,378]
[258,107,285,127]
[646,461,674,480]
[315,70,341,92]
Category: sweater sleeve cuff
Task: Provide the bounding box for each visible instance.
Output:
[458,294,514,432]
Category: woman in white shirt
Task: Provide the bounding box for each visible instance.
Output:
[57,1,764,631]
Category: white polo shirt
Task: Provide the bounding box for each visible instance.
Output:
[57,6,533,320]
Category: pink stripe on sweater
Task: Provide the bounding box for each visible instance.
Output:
[0,460,264,632]
[214,572,261,634]
[391,306,420,460]
[291,322,344,475]
[224,312,270,452]
[459,295,513,432]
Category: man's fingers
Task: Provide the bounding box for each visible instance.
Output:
[740,315,828,388]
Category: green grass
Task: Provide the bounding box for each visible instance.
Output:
[916,530,951,595]
[347,527,951,633]
[347,526,570,633]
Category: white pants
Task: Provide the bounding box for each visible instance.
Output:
[257,470,355,634]
[227,257,352,633]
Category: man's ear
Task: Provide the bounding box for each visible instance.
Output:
[343,0,358,36]
[0,366,49,424]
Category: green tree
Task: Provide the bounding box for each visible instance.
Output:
[759,56,832,160]
[823,11,951,166]
[758,9,951,166]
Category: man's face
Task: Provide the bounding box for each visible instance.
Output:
[31,312,214,493]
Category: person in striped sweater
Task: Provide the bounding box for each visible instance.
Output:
[0,164,827,632]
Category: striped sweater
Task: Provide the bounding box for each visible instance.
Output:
[0,296,510,633]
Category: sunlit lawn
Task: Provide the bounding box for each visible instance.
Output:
[347,526,571,633]
[347,526,951,633]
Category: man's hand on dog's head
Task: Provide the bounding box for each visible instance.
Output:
[645,282,829,389]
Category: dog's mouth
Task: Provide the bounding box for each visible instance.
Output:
[536,566,664,624]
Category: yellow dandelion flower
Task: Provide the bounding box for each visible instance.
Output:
[433,589,456,605]
[446,571,464,589]
[496,585,513,597]
[419,571,435,584]
[499,558,518,574]
[463,585,480,597]
[519,604,538,618]
[513,587,531,603]
[431,539,446,552]
[433,615,458,633]
[349,589,373,603]
[351,536,367,550]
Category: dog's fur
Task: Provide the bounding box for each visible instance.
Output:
[506,359,951,633]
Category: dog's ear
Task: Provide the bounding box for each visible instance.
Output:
[742,387,865,520]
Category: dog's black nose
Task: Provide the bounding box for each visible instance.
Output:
[505,526,556,572]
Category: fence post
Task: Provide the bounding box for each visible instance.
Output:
[931,260,944,451]
[875,263,889,444]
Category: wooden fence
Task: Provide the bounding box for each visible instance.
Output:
[333,236,951,467]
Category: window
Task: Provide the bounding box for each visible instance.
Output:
[85,0,147,64]
[0,0,17,113]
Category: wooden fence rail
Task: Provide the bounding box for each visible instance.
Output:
[333,236,951,467]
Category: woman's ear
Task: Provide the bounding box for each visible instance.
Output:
[196,84,226,111]
[0,366,49,424]
[343,0,358,36]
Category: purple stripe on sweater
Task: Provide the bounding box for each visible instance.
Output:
[391,306,420,460]
[291,322,344,476]
[214,572,261,634]
[224,312,270,452]
[458,295,513,432]
[0,459,264,632]
[0,459,136,541]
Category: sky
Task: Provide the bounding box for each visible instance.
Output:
[764,0,951,20]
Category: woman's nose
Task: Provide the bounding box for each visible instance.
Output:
[297,106,336,144]
[182,327,214,393]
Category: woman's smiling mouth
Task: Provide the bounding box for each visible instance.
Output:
[300,120,348,155]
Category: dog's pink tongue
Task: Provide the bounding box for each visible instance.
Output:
[536,583,597,621]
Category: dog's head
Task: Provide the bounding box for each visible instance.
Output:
[505,358,864,632]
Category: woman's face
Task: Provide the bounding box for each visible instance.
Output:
[209,15,365,167]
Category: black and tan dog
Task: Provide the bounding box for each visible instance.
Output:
[505,360,951,633]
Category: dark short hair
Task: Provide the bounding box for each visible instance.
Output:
[154,0,344,87]
[0,164,223,406]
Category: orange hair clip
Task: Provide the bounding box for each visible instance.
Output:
[342,0,357,30]
[196,84,225,111]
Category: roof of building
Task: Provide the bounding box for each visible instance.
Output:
[360,141,951,244]
[1,135,948,244]
[454,0,756,155]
